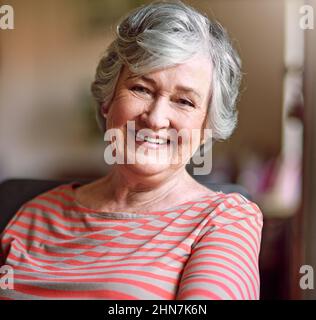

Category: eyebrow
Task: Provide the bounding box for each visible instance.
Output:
[126,74,203,100]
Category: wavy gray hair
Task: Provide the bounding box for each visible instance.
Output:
[91,0,242,141]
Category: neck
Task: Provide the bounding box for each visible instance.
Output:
[99,166,193,211]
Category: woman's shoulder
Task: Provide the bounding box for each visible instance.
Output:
[23,181,78,207]
[198,191,263,226]
[0,182,79,238]
[188,179,258,210]
[5,182,78,223]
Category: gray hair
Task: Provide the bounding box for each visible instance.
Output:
[91,0,242,141]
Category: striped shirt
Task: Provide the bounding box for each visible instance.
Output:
[0,182,263,300]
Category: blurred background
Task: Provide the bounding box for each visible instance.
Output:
[0,0,315,299]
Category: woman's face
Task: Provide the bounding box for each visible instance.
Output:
[104,55,213,178]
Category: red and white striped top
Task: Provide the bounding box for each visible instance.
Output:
[0,182,263,300]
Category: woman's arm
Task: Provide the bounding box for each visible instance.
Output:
[176,199,263,300]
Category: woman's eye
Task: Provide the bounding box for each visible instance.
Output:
[178,98,195,108]
[130,85,152,95]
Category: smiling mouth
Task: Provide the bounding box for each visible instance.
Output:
[135,131,170,145]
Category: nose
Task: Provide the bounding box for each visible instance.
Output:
[140,96,170,130]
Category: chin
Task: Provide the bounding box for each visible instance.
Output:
[124,161,173,177]
[116,141,188,176]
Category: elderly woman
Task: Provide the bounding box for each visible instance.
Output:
[0,1,262,300]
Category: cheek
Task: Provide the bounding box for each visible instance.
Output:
[108,95,144,127]
[179,113,206,136]
[179,114,207,151]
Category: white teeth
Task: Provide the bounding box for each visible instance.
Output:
[136,132,168,145]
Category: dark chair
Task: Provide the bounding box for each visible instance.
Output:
[0,178,251,233]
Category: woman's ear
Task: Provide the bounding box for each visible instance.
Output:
[101,103,109,118]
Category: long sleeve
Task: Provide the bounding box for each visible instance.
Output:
[0,183,263,300]
[176,199,263,300]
